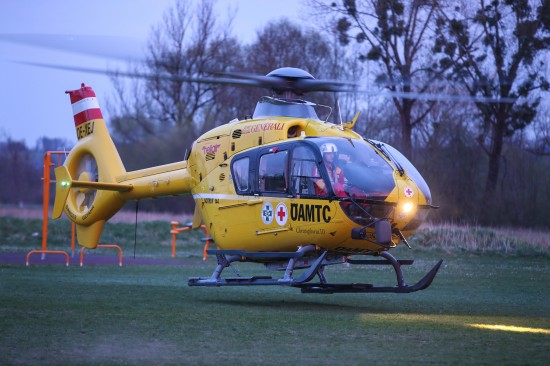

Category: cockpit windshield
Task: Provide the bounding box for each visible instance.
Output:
[253,96,320,120]
[310,137,396,200]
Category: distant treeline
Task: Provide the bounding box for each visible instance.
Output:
[2,126,549,228]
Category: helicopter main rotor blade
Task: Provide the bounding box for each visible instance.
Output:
[293,78,357,93]
[215,69,357,93]
[11,61,268,88]
[212,72,295,91]
[14,60,517,104]
[352,87,517,104]
[0,33,144,61]
[16,61,354,93]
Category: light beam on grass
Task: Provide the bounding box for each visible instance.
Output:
[467,324,550,334]
[359,314,550,335]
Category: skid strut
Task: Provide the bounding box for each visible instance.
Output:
[188,247,443,294]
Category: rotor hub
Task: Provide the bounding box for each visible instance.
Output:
[266,67,315,80]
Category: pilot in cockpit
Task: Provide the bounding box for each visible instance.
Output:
[314,143,345,196]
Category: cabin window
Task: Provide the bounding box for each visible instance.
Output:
[258,150,288,193]
[232,157,250,192]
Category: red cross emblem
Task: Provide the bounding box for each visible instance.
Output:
[277,206,286,221]
[404,186,414,198]
[275,203,288,226]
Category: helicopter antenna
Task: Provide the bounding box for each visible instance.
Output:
[337,98,344,131]
[60,146,70,162]
[313,103,332,122]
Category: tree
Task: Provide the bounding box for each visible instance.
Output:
[110,0,243,154]
[243,18,362,123]
[327,0,446,158]
[247,19,333,74]
[434,0,550,193]
[0,138,41,205]
[527,103,550,155]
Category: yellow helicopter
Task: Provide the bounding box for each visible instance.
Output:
[53,67,442,294]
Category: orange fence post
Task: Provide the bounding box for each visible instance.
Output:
[80,244,123,267]
[41,152,50,253]
[170,221,190,258]
[26,250,69,266]
[169,221,216,260]
[26,151,73,266]
[170,221,178,257]
[199,225,216,261]
[71,222,76,255]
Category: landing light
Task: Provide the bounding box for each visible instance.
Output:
[402,202,414,213]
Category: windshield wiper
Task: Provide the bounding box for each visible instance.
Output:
[365,139,405,176]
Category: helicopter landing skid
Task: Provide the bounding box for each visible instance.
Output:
[187,247,443,294]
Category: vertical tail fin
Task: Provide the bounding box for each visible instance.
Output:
[53,84,127,248]
[67,83,104,141]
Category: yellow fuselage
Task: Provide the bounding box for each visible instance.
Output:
[183,116,428,254]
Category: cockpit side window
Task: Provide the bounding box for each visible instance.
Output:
[290,145,324,197]
[258,150,288,193]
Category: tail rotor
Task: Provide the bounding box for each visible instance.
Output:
[73,153,98,212]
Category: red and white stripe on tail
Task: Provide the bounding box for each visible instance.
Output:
[65,83,103,140]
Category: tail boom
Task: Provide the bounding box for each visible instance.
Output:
[115,161,195,200]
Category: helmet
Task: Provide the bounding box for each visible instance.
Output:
[321,143,338,154]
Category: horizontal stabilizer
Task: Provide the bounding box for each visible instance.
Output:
[53,165,133,219]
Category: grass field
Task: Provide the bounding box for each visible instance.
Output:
[1,215,549,365]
